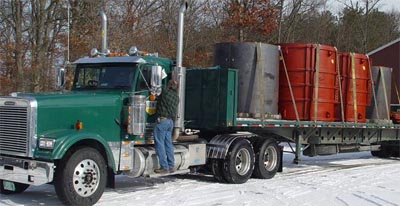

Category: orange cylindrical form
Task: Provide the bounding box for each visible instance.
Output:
[334,53,349,122]
[278,43,337,121]
[339,53,371,123]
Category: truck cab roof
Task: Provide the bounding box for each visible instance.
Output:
[73,56,147,64]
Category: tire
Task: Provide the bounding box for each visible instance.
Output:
[371,150,391,158]
[54,147,107,206]
[0,180,29,195]
[253,138,280,179]
[210,159,227,183]
[371,145,391,158]
[371,150,379,157]
[222,139,255,184]
[392,151,400,158]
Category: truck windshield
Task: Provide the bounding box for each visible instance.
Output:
[72,64,137,90]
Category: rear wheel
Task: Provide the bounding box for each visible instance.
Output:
[222,139,255,184]
[54,147,107,206]
[0,180,29,195]
[253,138,280,179]
[392,151,400,158]
[371,150,389,158]
[371,144,391,158]
[210,159,227,183]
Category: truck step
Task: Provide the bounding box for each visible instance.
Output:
[145,169,190,178]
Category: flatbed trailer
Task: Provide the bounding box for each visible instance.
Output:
[185,66,400,172]
[234,118,400,161]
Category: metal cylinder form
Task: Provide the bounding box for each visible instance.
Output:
[172,2,188,141]
[339,53,371,123]
[173,67,186,140]
[176,2,188,68]
[367,66,392,121]
[100,10,107,54]
[126,145,189,177]
[278,43,337,121]
[130,95,146,135]
[214,42,280,118]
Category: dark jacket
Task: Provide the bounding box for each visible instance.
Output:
[156,87,179,119]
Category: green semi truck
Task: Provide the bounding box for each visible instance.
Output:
[1,2,399,206]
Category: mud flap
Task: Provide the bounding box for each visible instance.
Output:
[278,145,283,173]
[106,167,115,189]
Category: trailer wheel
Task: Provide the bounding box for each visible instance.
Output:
[222,139,254,184]
[253,138,280,179]
[54,147,107,206]
[392,151,400,158]
[371,150,390,158]
[371,144,391,158]
[0,180,29,194]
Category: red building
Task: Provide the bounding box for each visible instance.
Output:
[368,38,400,104]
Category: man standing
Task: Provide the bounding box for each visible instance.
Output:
[154,80,179,174]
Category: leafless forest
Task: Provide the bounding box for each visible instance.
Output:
[0,0,399,95]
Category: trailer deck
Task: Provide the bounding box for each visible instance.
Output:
[235,118,400,129]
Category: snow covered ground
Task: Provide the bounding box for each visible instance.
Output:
[2,151,400,206]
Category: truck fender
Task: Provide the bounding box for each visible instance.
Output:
[206,134,251,159]
[41,129,116,172]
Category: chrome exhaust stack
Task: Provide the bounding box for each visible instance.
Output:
[176,2,188,68]
[173,2,188,141]
[100,10,107,54]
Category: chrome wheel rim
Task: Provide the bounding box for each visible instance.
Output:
[263,146,278,171]
[73,159,100,197]
[235,148,251,175]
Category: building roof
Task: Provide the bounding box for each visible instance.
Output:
[367,38,400,56]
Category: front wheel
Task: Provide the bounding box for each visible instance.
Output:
[0,180,29,194]
[252,138,280,179]
[54,147,107,206]
[222,139,255,184]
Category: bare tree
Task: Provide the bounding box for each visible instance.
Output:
[0,0,26,92]
[0,0,399,95]
[336,0,382,52]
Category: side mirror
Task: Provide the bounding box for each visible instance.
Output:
[57,68,65,88]
[151,65,163,94]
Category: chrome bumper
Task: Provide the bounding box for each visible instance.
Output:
[0,155,54,185]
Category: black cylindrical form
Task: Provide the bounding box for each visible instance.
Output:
[214,42,279,118]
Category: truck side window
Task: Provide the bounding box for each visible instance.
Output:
[73,64,136,90]
[75,67,101,88]
[137,68,151,91]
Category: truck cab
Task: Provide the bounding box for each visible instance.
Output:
[0,48,208,202]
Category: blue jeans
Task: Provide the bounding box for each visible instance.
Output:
[154,119,174,170]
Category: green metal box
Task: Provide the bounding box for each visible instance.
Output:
[185,67,238,129]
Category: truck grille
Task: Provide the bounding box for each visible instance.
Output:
[0,104,29,156]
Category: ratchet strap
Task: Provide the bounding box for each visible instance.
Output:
[313,44,321,122]
[350,53,358,122]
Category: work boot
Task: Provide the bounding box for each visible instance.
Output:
[169,168,176,173]
[154,168,169,174]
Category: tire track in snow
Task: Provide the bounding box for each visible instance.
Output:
[336,197,350,206]
[281,161,397,178]
[269,158,400,206]
[352,193,383,206]
[370,195,399,206]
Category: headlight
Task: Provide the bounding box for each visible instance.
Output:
[38,138,55,149]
